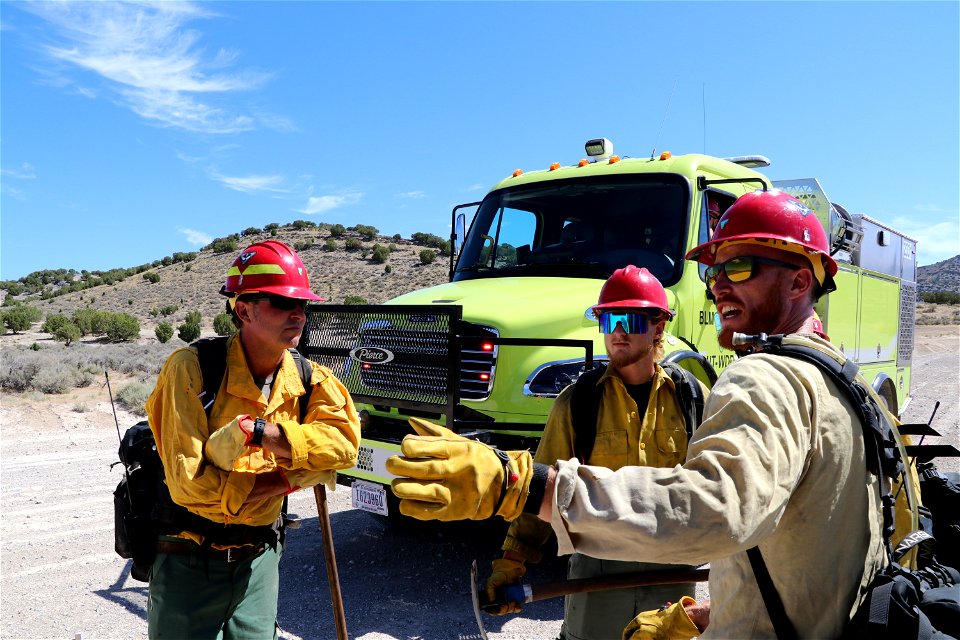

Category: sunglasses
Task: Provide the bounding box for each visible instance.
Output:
[597,311,657,334]
[705,256,799,290]
[242,294,308,312]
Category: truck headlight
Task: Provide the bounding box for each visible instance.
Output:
[524,358,608,397]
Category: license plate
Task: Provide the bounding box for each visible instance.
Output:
[351,479,388,516]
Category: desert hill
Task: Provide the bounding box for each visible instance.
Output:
[9,226,450,332]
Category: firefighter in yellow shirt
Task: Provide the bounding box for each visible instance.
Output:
[483,266,705,640]
[145,240,360,639]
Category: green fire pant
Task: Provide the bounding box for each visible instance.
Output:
[560,553,696,640]
[147,539,282,640]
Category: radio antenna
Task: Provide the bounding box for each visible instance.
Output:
[650,80,678,160]
[702,82,707,154]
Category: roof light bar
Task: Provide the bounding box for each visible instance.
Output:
[585,138,613,161]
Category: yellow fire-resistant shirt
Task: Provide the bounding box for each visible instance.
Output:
[145,335,360,533]
[504,364,704,562]
[548,334,888,639]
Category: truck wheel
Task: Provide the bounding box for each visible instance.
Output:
[661,350,718,387]
[873,377,899,417]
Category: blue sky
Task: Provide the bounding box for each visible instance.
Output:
[2,1,958,281]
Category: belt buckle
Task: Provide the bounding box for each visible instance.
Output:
[226,547,239,563]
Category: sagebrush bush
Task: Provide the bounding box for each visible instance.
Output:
[32,363,74,394]
[420,249,437,265]
[185,310,202,325]
[345,237,362,251]
[0,352,42,391]
[117,381,154,415]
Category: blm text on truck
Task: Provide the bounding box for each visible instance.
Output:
[297,138,918,519]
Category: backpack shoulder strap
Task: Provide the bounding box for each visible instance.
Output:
[661,362,704,440]
[570,365,607,463]
[769,340,899,480]
[765,338,902,547]
[192,336,314,422]
[191,336,229,417]
[747,545,799,640]
[288,348,313,423]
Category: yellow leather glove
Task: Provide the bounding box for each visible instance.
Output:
[204,416,257,471]
[386,418,533,521]
[483,558,526,616]
[621,596,702,640]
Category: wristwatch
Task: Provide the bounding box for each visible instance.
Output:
[249,417,266,447]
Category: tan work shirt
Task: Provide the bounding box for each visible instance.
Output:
[146,335,360,533]
[549,334,886,639]
[505,364,698,562]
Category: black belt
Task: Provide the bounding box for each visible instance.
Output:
[156,540,267,564]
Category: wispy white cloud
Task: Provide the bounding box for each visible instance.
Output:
[176,150,204,164]
[22,2,271,134]
[396,190,427,199]
[467,183,486,191]
[209,171,287,194]
[72,86,97,99]
[178,227,212,246]
[298,192,363,215]
[1,184,26,201]
[1,163,36,179]
[889,214,960,265]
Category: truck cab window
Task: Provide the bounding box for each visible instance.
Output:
[454,175,689,284]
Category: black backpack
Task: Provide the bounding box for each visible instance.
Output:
[113,337,313,582]
[916,462,960,571]
[570,362,704,463]
[735,335,960,640]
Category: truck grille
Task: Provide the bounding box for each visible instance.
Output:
[298,305,497,413]
[358,325,498,401]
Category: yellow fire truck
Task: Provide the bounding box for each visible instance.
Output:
[299,138,918,518]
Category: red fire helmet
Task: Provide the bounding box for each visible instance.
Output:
[686,189,838,293]
[221,240,324,300]
[592,265,673,318]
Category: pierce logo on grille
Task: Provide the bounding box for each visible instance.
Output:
[349,347,395,364]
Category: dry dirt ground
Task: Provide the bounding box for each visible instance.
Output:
[1,325,957,640]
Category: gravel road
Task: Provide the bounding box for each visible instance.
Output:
[1,325,956,640]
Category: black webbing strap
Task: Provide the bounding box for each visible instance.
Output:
[192,336,314,422]
[661,362,704,440]
[747,546,798,640]
[570,365,606,463]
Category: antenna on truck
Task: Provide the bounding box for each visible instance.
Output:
[650,80,678,161]
[702,82,707,154]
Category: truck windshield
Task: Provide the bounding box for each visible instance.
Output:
[453,174,689,284]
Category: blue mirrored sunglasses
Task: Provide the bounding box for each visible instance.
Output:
[597,311,653,334]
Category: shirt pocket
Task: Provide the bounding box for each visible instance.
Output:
[589,429,630,469]
[653,416,686,463]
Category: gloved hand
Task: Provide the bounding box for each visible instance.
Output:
[621,596,703,640]
[386,418,533,521]
[205,415,260,471]
[483,557,526,616]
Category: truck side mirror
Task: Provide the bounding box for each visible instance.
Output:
[454,213,466,256]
